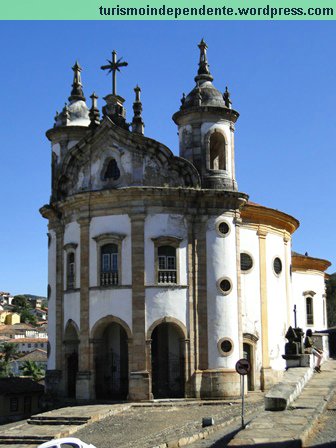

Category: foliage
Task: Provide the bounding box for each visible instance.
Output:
[326,273,336,328]
[0,342,18,362]
[20,360,45,381]
[19,309,38,325]
[12,295,38,326]
[0,360,11,378]
[12,295,30,310]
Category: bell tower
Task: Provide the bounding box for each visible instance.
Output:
[173,40,239,191]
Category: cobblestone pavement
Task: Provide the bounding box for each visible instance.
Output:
[305,389,336,447]
[74,396,264,448]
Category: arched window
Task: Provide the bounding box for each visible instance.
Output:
[158,245,177,284]
[67,252,75,290]
[306,296,314,325]
[101,243,119,286]
[103,159,120,181]
[209,133,226,170]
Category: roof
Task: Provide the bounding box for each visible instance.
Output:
[292,252,331,272]
[6,338,48,343]
[13,349,47,363]
[0,377,44,395]
[241,201,300,234]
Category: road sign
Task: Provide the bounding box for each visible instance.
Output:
[235,358,250,376]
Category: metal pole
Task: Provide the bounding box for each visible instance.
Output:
[294,304,297,328]
[241,374,245,428]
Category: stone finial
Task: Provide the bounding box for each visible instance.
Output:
[69,61,86,103]
[131,85,144,135]
[195,39,213,83]
[89,92,100,128]
[180,93,186,106]
[223,86,232,109]
[60,103,70,126]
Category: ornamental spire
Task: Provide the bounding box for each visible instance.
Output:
[69,61,86,102]
[131,85,144,135]
[195,39,213,83]
[89,92,100,128]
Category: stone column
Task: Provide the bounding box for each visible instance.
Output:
[128,213,151,400]
[76,217,93,399]
[257,226,272,389]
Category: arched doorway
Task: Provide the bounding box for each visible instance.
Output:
[94,322,129,400]
[64,320,79,398]
[151,323,185,398]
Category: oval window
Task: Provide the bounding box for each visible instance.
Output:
[241,253,253,271]
[274,257,282,275]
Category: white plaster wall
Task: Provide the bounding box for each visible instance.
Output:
[90,215,132,287]
[266,232,288,371]
[207,215,240,369]
[146,288,188,332]
[144,214,188,285]
[47,230,56,370]
[201,122,233,175]
[63,292,81,331]
[89,289,132,333]
[240,227,263,377]
[292,270,327,332]
[63,221,80,289]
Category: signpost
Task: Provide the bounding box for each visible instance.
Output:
[235,358,250,428]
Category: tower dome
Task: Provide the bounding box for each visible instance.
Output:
[173,40,239,191]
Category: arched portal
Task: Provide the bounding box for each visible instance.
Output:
[64,320,79,398]
[151,323,185,398]
[93,322,129,399]
[243,340,255,391]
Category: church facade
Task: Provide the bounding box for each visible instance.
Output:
[40,41,330,401]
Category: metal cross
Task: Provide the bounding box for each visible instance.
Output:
[101,50,128,96]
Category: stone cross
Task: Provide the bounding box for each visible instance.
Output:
[101,50,128,96]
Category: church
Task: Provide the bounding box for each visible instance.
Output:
[40,40,331,401]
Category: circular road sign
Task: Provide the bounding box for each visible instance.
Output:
[235,358,250,376]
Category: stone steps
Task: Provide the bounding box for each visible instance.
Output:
[0,435,52,444]
[27,415,90,425]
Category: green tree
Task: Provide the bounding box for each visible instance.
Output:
[0,360,11,377]
[20,361,45,381]
[20,309,37,325]
[12,295,30,310]
[1,342,18,362]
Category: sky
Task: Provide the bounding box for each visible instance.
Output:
[0,21,335,296]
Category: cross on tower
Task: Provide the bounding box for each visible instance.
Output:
[101,50,128,96]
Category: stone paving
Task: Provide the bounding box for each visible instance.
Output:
[2,359,336,448]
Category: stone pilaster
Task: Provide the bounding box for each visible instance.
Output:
[195,216,208,371]
[76,216,93,399]
[257,226,272,390]
[186,217,196,397]
[234,216,243,358]
[128,213,151,400]
[284,234,291,327]
[55,224,64,371]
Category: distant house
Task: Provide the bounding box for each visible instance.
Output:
[10,349,47,376]
[6,338,48,354]
[0,324,47,340]
[0,377,44,423]
[0,311,20,325]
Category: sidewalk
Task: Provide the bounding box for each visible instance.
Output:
[228,359,336,447]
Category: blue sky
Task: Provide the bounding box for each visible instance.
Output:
[0,21,335,296]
